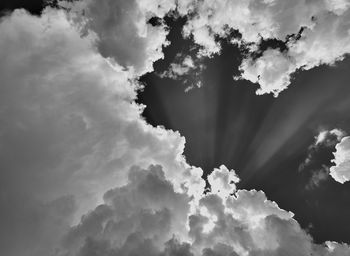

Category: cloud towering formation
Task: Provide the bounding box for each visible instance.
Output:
[0,1,350,256]
[0,7,202,256]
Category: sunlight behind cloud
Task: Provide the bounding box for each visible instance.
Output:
[0,1,350,256]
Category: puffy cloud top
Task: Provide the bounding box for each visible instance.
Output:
[0,7,199,255]
[330,136,350,183]
[180,0,350,96]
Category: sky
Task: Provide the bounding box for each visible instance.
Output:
[1,1,350,256]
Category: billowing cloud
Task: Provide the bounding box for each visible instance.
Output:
[1,2,350,256]
[59,165,191,256]
[180,0,350,96]
[306,165,330,190]
[330,136,350,184]
[56,164,350,256]
[0,7,202,256]
[239,49,294,96]
[207,165,239,198]
[58,0,350,95]
[59,0,177,76]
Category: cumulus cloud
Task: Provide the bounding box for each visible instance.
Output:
[330,136,350,184]
[56,164,350,256]
[59,0,177,75]
[59,165,191,256]
[239,49,294,96]
[207,165,239,198]
[180,0,350,96]
[1,2,350,256]
[0,7,202,256]
[58,0,350,96]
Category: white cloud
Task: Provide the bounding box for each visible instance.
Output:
[315,128,346,146]
[330,136,350,183]
[59,0,177,76]
[160,55,196,79]
[159,54,205,92]
[180,0,350,96]
[0,7,202,256]
[60,165,192,256]
[57,164,350,256]
[300,128,346,169]
[239,49,294,97]
[207,165,239,198]
[1,3,350,256]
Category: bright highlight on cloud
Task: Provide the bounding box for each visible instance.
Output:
[330,136,350,184]
[1,1,350,256]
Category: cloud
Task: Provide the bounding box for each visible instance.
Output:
[160,55,196,79]
[330,136,350,184]
[0,7,203,256]
[180,0,350,96]
[59,0,176,76]
[207,165,239,198]
[299,128,346,188]
[315,129,346,147]
[299,128,346,170]
[58,0,350,96]
[60,165,191,256]
[1,3,350,256]
[239,49,294,96]
[305,165,330,190]
[57,165,350,256]
[159,54,205,92]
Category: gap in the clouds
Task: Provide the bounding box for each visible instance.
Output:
[138,15,350,244]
